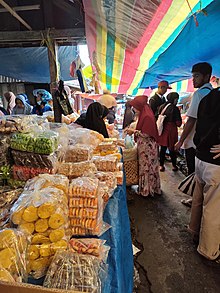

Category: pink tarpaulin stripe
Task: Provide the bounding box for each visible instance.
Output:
[118,0,173,94]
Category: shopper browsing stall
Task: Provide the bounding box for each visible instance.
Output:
[12,95,32,115]
[126,95,161,196]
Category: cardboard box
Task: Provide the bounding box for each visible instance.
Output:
[0,281,84,293]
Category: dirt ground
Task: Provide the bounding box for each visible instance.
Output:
[128,163,220,293]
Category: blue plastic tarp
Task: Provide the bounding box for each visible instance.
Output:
[101,178,133,293]
[140,1,220,89]
[0,46,78,83]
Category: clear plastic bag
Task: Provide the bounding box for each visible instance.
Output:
[0,229,28,283]
[11,150,58,169]
[69,238,110,261]
[65,144,93,163]
[92,155,118,172]
[12,165,55,181]
[115,171,123,186]
[43,251,102,292]
[24,174,69,195]
[68,127,104,148]
[125,135,134,149]
[122,145,138,161]
[58,161,97,179]
[10,187,69,279]
[0,117,18,134]
[69,177,104,236]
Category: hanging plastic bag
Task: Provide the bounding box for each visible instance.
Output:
[125,135,134,149]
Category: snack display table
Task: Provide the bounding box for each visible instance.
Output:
[101,177,133,293]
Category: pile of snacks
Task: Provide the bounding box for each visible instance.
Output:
[69,177,103,236]
[0,229,27,282]
[92,155,118,172]
[58,161,97,179]
[0,119,18,134]
[0,135,10,167]
[44,251,101,292]
[12,165,55,182]
[10,186,69,278]
[65,144,93,163]
[95,140,118,156]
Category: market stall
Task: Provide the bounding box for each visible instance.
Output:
[0,115,133,293]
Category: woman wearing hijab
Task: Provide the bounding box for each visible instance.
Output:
[158,92,182,172]
[85,102,109,138]
[127,95,161,196]
[4,92,16,114]
[64,85,75,110]
[12,95,33,115]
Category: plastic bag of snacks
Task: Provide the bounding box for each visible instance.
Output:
[0,188,23,229]
[69,177,104,236]
[11,150,58,169]
[92,155,118,172]
[10,188,69,279]
[12,165,55,181]
[44,251,101,292]
[0,229,28,283]
[58,161,97,179]
[34,131,58,155]
[0,117,18,134]
[24,174,69,195]
[69,238,110,262]
[0,135,10,167]
[65,144,93,163]
[68,127,104,148]
[47,123,69,158]
[93,171,117,190]
[95,140,118,156]
[10,133,34,152]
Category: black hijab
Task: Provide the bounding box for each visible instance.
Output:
[85,102,109,138]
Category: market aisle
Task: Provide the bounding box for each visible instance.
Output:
[128,166,220,293]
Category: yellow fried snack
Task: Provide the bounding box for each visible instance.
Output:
[39,244,51,257]
[49,229,65,243]
[0,229,17,249]
[11,208,25,225]
[35,219,48,233]
[0,248,16,269]
[30,257,50,272]
[22,206,38,223]
[0,268,15,282]
[29,245,39,260]
[32,234,50,244]
[19,222,35,235]
[51,239,67,254]
[48,214,65,229]
[38,203,55,219]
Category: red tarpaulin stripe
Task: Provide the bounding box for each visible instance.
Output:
[118,0,173,94]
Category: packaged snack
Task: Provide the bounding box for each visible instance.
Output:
[68,127,104,147]
[10,187,69,279]
[44,251,101,292]
[115,171,123,185]
[11,150,58,169]
[65,144,93,163]
[58,161,97,178]
[69,177,104,236]
[10,133,34,152]
[12,165,54,181]
[92,155,118,172]
[0,229,28,282]
[24,174,69,196]
[93,171,117,190]
[0,118,18,134]
[0,135,10,167]
[34,131,58,155]
[69,238,110,261]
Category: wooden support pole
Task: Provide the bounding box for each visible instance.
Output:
[0,4,40,13]
[0,0,32,30]
[47,39,59,93]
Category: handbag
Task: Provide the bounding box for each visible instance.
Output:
[178,172,196,196]
[156,103,171,136]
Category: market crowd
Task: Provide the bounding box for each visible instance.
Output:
[0,62,219,266]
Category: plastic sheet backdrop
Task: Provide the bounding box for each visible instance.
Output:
[83,0,213,94]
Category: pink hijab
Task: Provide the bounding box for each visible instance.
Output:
[129,95,158,141]
[4,92,16,114]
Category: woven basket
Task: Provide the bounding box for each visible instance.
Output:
[124,160,139,186]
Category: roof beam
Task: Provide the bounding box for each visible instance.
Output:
[0,28,85,43]
[0,4,40,13]
[0,0,32,30]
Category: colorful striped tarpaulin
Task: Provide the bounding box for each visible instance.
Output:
[83,0,213,95]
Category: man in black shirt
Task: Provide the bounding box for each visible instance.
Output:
[188,88,220,263]
[149,80,171,119]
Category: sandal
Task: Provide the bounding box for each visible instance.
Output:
[160,166,165,172]
[181,199,192,207]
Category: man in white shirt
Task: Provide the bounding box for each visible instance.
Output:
[175,63,213,174]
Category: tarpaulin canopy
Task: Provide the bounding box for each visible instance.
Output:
[140,0,220,88]
[83,0,213,95]
[0,46,78,83]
